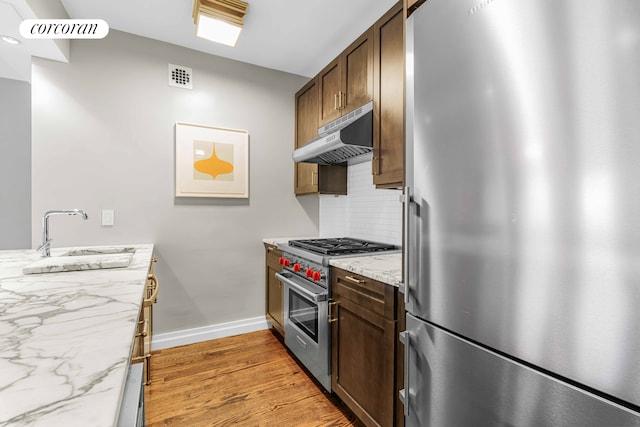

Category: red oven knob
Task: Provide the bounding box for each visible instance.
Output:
[306,268,314,278]
[293,263,301,272]
[312,271,321,281]
[278,257,285,265]
[283,258,291,267]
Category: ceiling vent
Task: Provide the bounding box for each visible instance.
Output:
[168,63,192,89]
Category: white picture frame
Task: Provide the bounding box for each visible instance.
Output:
[175,122,249,198]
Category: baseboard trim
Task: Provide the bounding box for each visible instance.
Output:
[152,316,270,351]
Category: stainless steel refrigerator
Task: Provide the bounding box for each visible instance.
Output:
[401,0,640,425]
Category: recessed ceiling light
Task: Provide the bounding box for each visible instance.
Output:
[1,35,21,45]
[192,0,248,47]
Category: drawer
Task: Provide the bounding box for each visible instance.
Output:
[331,268,396,320]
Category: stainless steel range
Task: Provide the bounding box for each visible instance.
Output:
[275,238,397,391]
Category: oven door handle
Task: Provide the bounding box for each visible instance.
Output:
[276,272,327,303]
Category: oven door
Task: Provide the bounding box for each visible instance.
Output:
[277,272,331,392]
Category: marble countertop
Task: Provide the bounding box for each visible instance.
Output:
[330,253,402,287]
[0,244,154,427]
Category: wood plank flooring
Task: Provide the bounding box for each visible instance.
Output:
[144,329,364,426]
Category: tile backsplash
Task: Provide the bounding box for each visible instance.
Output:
[319,160,402,246]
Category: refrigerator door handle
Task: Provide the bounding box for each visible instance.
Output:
[400,186,411,306]
[399,330,410,416]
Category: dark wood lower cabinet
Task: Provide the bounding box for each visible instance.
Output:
[265,243,284,337]
[331,268,404,427]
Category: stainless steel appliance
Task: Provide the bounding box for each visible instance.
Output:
[117,363,145,427]
[277,238,397,391]
[401,0,640,425]
[292,101,373,165]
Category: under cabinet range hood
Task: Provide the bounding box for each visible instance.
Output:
[293,101,373,165]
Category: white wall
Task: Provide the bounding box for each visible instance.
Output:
[0,77,31,249]
[31,30,317,335]
[320,159,402,245]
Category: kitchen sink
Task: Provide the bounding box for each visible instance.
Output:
[22,247,136,275]
[62,247,137,257]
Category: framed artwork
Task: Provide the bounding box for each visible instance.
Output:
[175,122,249,198]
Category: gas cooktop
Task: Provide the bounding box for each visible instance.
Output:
[288,237,396,256]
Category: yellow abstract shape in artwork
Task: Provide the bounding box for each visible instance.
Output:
[194,145,234,180]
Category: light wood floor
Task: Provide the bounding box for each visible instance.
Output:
[144,329,364,426]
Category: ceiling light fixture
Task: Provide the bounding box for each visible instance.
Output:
[1,35,21,45]
[192,0,248,47]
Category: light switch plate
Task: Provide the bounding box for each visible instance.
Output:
[101,209,115,227]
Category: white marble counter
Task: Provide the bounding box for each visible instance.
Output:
[330,253,402,287]
[0,244,154,427]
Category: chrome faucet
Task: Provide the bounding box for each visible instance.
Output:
[37,209,89,257]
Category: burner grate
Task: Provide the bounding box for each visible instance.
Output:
[289,238,396,255]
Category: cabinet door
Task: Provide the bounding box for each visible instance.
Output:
[319,29,373,127]
[373,1,405,188]
[267,264,284,335]
[265,245,284,337]
[332,294,396,427]
[318,58,343,127]
[294,78,319,195]
[342,28,374,116]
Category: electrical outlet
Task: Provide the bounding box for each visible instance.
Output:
[101,209,115,227]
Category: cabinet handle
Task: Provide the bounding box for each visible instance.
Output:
[136,319,149,337]
[328,301,338,323]
[334,93,339,111]
[402,186,412,306]
[340,91,345,109]
[311,171,318,186]
[148,257,158,276]
[145,274,159,305]
[345,275,366,284]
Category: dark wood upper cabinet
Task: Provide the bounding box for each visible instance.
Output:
[318,58,343,127]
[294,2,405,195]
[294,77,347,196]
[373,1,405,189]
[343,29,374,117]
[295,77,320,195]
[319,29,374,128]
